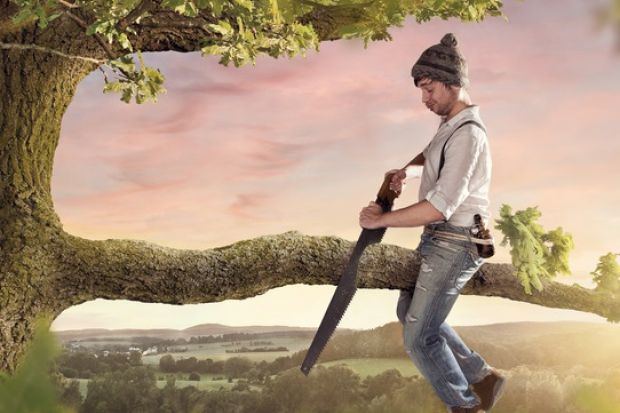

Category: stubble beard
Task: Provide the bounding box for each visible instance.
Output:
[428,101,450,117]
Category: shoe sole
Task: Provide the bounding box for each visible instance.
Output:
[488,376,507,410]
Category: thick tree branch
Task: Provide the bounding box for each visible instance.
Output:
[117,0,155,32]
[58,8,116,59]
[1,1,393,57]
[58,231,620,322]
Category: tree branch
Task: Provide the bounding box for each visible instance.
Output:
[117,0,154,32]
[56,0,79,9]
[57,231,620,322]
[0,41,104,63]
[63,12,116,59]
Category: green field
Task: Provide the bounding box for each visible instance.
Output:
[318,358,418,378]
[154,373,260,392]
[73,373,255,398]
[70,357,416,401]
[142,336,312,365]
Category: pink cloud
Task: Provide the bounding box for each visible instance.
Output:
[52,0,619,261]
[228,192,272,220]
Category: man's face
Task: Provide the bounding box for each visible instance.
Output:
[417,78,458,117]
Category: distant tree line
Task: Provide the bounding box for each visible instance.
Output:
[157,331,313,347]
[225,346,288,353]
[56,350,142,379]
[64,364,620,413]
[158,353,304,381]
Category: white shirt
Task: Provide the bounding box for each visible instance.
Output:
[418,105,492,227]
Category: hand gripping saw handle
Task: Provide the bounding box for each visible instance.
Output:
[300,173,401,375]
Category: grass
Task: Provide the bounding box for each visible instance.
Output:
[318,358,419,378]
[142,336,312,365]
[71,373,250,398]
[70,358,416,399]
[155,375,239,391]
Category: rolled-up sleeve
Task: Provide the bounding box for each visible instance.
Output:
[425,127,483,220]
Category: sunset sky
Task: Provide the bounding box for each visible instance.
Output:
[50,0,619,331]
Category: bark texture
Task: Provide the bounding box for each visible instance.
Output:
[57,231,620,321]
[0,9,101,370]
[1,1,617,373]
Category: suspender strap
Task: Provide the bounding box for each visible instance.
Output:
[437,120,486,179]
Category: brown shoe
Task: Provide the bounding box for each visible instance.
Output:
[472,369,506,411]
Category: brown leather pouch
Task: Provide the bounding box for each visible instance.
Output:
[472,214,495,258]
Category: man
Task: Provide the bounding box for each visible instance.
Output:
[359,33,506,413]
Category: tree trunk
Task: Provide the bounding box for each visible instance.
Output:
[0,29,98,370]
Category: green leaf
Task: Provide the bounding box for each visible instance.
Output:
[495,204,573,294]
[11,7,34,26]
[200,44,228,55]
[118,33,133,51]
[233,0,254,11]
[103,81,125,93]
[109,57,136,73]
[208,20,234,36]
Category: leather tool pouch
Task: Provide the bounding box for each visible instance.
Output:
[471,214,495,258]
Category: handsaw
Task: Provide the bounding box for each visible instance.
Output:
[300,172,401,375]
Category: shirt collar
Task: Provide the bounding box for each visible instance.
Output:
[441,105,481,130]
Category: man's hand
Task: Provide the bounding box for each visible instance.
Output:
[359,201,385,229]
[386,168,407,193]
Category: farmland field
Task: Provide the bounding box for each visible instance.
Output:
[142,336,313,364]
[317,358,418,377]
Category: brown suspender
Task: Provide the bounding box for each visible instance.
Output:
[437,120,486,179]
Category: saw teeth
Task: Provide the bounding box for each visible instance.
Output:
[301,288,357,376]
[300,224,388,375]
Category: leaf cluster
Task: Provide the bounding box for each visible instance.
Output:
[10,0,63,29]
[10,0,505,103]
[103,51,165,103]
[591,252,620,293]
[494,204,575,294]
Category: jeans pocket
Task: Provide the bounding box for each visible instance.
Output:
[430,236,468,256]
[454,268,474,291]
[454,250,484,290]
[466,248,484,267]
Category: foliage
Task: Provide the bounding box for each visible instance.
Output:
[10,0,504,103]
[591,252,620,293]
[0,319,74,413]
[51,323,620,413]
[81,366,161,413]
[494,204,575,294]
[362,368,407,400]
[574,383,620,413]
[66,361,620,413]
[57,349,142,379]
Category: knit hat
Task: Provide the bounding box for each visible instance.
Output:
[411,33,469,88]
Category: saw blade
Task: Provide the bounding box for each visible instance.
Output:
[300,173,399,376]
[300,227,386,376]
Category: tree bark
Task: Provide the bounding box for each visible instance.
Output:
[0,15,99,371]
[55,231,620,321]
[1,2,617,373]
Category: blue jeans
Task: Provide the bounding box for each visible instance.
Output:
[396,222,491,409]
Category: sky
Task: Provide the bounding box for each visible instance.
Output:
[50,0,619,331]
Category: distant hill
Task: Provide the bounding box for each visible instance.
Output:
[53,321,620,373]
[53,323,325,342]
[317,321,620,372]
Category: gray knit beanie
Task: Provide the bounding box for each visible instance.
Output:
[411,33,469,88]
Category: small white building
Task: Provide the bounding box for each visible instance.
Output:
[142,346,158,356]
